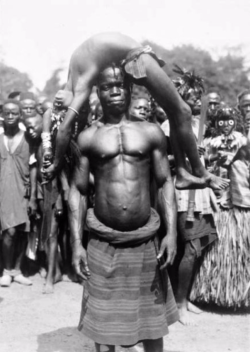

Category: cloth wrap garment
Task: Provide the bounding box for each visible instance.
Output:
[121,45,165,80]
[78,208,179,346]
[0,133,30,231]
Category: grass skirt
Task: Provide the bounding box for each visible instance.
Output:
[190,207,250,308]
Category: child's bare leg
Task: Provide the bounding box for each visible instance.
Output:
[95,343,115,352]
[43,210,58,294]
[139,53,229,190]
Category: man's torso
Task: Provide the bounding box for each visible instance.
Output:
[85,120,156,231]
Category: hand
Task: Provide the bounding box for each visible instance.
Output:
[28,198,38,218]
[72,242,90,280]
[197,145,205,157]
[41,163,56,182]
[43,148,53,169]
[157,234,177,269]
[218,151,228,165]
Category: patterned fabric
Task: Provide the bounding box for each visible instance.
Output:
[78,212,179,346]
[177,212,217,243]
[175,186,214,214]
[230,160,250,208]
[122,46,165,80]
[205,131,246,179]
[205,131,246,208]
[86,207,160,245]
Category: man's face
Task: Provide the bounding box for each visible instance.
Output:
[217,118,235,136]
[207,93,221,111]
[97,67,131,116]
[129,98,150,121]
[2,103,21,127]
[21,99,36,117]
[36,96,47,115]
[185,88,202,115]
[244,112,250,133]
[238,94,250,118]
[25,116,42,139]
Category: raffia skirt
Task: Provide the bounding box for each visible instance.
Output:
[190,207,250,308]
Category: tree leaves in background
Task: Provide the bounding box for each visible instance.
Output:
[0,62,33,98]
[142,41,250,105]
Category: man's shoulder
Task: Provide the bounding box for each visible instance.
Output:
[141,121,166,142]
[77,123,100,150]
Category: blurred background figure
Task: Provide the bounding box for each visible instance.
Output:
[237,89,250,119]
[129,96,151,121]
[20,92,37,118]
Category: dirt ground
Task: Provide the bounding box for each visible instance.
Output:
[0,273,249,352]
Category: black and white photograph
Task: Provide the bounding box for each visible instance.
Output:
[0,0,249,351]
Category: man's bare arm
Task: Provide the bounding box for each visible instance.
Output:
[68,152,90,280]
[151,126,177,267]
[53,83,92,173]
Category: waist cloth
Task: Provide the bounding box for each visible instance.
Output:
[177,212,217,257]
[78,208,179,346]
[122,45,165,80]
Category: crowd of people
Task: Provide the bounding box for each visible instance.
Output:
[0,32,249,351]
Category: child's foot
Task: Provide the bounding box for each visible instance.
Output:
[187,301,203,314]
[43,281,54,294]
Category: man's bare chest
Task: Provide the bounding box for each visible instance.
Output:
[90,124,151,160]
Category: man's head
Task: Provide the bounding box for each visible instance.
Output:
[214,107,238,136]
[129,97,150,121]
[244,112,250,134]
[173,66,204,116]
[207,92,221,111]
[96,64,131,118]
[20,92,37,117]
[41,100,53,114]
[154,105,167,124]
[2,99,22,129]
[36,95,47,114]
[25,114,43,140]
[238,90,250,118]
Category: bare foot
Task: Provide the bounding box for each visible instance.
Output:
[204,173,230,190]
[187,301,203,314]
[175,168,206,190]
[178,306,197,326]
[39,268,47,279]
[43,281,54,294]
[54,272,62,284]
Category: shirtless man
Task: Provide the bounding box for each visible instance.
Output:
[68,65,179,352]
[43,32,228,191]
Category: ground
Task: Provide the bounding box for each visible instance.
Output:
[0,273,249,352]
